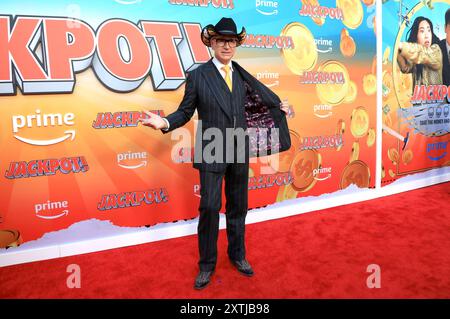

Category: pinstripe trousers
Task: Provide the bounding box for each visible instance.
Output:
[198,159,249,272]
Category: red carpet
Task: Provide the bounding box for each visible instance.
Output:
[1,182,449,299]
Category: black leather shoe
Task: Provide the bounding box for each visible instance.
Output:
[230,259,254,277]
[194,271,213,290]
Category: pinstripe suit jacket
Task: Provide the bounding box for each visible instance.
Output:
[164,59,291,172]
[439,39,450,86]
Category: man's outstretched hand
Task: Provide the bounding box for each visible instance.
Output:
[280,98,290,115]
[139,110,168,130]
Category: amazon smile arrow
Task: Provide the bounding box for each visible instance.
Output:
[14,130,76,146]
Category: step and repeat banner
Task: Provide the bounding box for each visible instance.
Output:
[0,0,376,247]
[382,0,450,185]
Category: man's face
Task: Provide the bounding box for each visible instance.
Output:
[210,35,238,64]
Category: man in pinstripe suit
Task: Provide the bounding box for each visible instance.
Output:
[438,9,450,88]
[141,17,291,289]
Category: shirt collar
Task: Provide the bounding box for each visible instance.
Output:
[212,57,233,72]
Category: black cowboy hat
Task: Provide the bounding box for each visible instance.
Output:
[201,17,246,47]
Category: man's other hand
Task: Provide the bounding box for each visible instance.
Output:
[280,98,290,115]
[139,110,168,130]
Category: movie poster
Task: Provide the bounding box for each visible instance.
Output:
[382,0,450,185]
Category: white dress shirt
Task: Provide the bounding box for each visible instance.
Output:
[212,57,233,86]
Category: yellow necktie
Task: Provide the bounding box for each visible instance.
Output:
[222,65,232,92]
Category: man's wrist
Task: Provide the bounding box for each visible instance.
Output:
[162,118,170,131]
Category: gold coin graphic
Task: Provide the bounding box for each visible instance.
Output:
[341,28,349,39]
[402,149,413,165]
[363,73,377,95]
[344,80,357,103]
[400,72,413,93]
[350,106,370,138]
[276,184,299,202]
[367,128,376,147]
[336,119,346,151]
[382,70,393,99]
[340,160,370,189]
[389,169,396,178]
[0,230,23,249]
[371,55,377,75]
[350,141,360,162]
[340,34,356,58]
[281,22,318,75]
[316,60,350,105]
[383,46,390,64]
[362,0,375,6]
[388,148,400,165]
[268,130,301,173]
[290,149,321,192]
[373,15,376,36]
[337,0,363,29]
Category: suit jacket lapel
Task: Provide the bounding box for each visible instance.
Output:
[439,40,449,83]
[233,61,280,107]
[232,67,244,107]
[202,60,233,121]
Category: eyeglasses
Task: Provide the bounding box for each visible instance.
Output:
[213,38,238,48]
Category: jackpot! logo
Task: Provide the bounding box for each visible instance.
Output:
[114,0,142,4]
[299,4,343,20]
[97,188,169,211]
[242,34,293,49]
[92,110,165,129]
[0,15,211,95]
[255,0,279,15]
[248,172,292,190]
[5,156,89,179]
[168,0,234,9]
[411,85,450,104]
[12,110,75,146]
[300,71,345,84]
[300,134,343,150]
